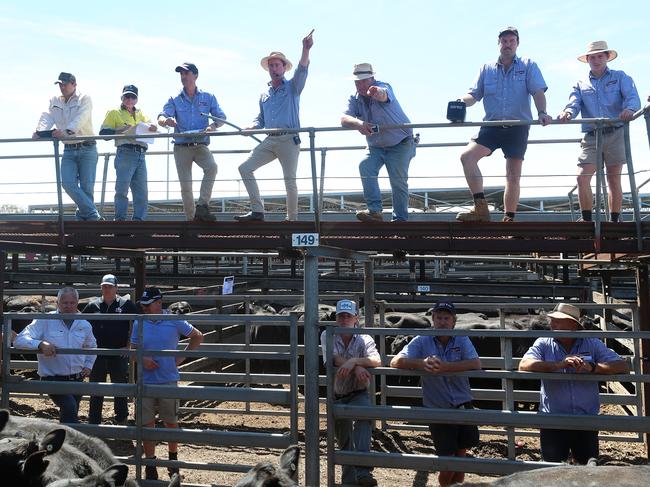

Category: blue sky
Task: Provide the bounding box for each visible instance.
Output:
[1,0,648,210]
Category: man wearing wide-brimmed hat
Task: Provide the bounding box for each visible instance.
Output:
[519,303,629,464]
[234,30,314,222]
[341,63,416,223]
[456,27,553,223]
[558,41,641,223]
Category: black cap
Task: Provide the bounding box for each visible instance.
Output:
[138,287,163,305]
[498,26,519,41]
[175,62,198,75]
[432,301,456,315]
[122,84,138,97]
[54,72,76,85]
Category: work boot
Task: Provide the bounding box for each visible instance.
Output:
[234,211,265,222]
[145,457,158,481]
[502,215,514,222]
[456,198,490,222]
[356,209,383,223]
[357,473,378,486]
[168,451,180,478]
[194,203,216,222]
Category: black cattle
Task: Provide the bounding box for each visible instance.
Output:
[168,301,192,315]
[234,445,300,487]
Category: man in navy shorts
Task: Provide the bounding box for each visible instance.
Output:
[456,27,552,222]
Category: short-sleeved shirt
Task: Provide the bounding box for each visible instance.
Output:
[160,88,226,144]
[320,329,380,396]
[397,335,478,408]
[522,337,622,415]
[344,80,413,148]
[252,63,308,129]
[469,56,547,121]
[130,311,195,384]
[563,68,641,133]
[101,107,151,147]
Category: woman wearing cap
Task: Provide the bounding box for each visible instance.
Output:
[558,41,641,223]
[100,85,157,221]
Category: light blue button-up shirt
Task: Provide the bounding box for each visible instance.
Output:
[523,337,622,415]
[469,56,547,122]
[563,68,641,133]
[344,80,413,148]
[397,334,478,408]
[160,87,226,144]
[252,63,308,130]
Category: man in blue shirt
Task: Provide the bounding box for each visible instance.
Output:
[390,302,481,487]
[130,287,204,480]
[456,27,552,222]
[158,62,227,222]
[342,63,415,222]
[235,30,314,222]
[519,303,628,464]
[558,41,641,223]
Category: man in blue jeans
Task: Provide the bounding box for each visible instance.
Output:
[33,72,101,221]
[342,63,415,222]
[321,299,380,486]
[14,287,97,423]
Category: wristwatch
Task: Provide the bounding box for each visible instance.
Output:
[538,111,547,116]
[588,361,597,373]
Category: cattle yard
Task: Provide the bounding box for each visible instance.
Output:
[1,233,650,486]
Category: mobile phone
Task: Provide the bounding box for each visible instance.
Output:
[293,135,301,145]
[370,124,379,133]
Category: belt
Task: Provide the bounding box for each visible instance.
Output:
[42,373,84,381]
[175,142,208,147]
[64,141,96,149]
[335,389,367,400]
[118,143,147,152]
[268,131,290,136]
[586,125,622,137]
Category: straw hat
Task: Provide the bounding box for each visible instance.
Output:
[260,52,293,71]
[578,41,618,63]
[547,303,581,326]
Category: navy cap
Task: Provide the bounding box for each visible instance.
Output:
[54,72,76,84]
[498,26,519,41]
[175,62,198,75]
[139,287,163,305]
[122,84,138,97]
[432,301,456,315]
[101,274,117,286]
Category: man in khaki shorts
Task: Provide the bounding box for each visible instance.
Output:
[130,287,203,480]
[558,41,640,222]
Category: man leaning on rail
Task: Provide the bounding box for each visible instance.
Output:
[519,303,629,464]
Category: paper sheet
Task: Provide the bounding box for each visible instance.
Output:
[135,122,157,145]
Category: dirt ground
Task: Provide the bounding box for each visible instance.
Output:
[5,392,648,487]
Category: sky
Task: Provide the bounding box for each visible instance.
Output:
[0,0,649,211]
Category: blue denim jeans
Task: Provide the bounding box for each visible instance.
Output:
[61,144,100,220]
[334,390,374,484]
[359,137,415,221]
[114,146,148,221]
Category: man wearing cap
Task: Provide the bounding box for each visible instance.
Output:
[558,41,641,223]
[33,72,101,221]
[82,274,138,425]
[390,302,481,487]
[341,63,415,223]
[234,30,314,222]
[100,85,157,221]
[14,287,97,423]
[320,299,380,486]
[158,63,227,222]
[456,27,553,223]
[130,287,204,480]
[519,303,629,464]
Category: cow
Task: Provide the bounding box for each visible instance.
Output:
[234,445,300,487]
[168,301,192,315]
[454,464,650,486]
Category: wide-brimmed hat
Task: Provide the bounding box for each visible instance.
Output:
[350,63,375,81]
[578,41,618,63]
[547,303,581,325]
[260,52,293,71]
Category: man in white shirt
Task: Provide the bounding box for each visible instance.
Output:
[33,72,101,221]
[14,287,97,423]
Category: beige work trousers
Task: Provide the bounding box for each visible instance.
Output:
[173,144,217,220]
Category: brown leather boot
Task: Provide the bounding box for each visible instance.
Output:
[456,198,490,222]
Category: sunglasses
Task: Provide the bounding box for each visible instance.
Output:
[123,93,137,100]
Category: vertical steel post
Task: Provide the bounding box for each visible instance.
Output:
[635,264,650,459]
[319,148,327,218]
[623,125,643,250]
[1,250,8,409]
[303,250,320,486]
[325,323,335,487]
[53,140,65,246]
[309,129,320,233]
[364,261,375,328]
[100,153,110,215]
[593,126,604,249]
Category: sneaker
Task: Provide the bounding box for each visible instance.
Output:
[356,210,383,223]
[194,204,216,222]
[357,474,378,486]
[456,198,490,222]
[502,215,514,222]
[234,211,265,222]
